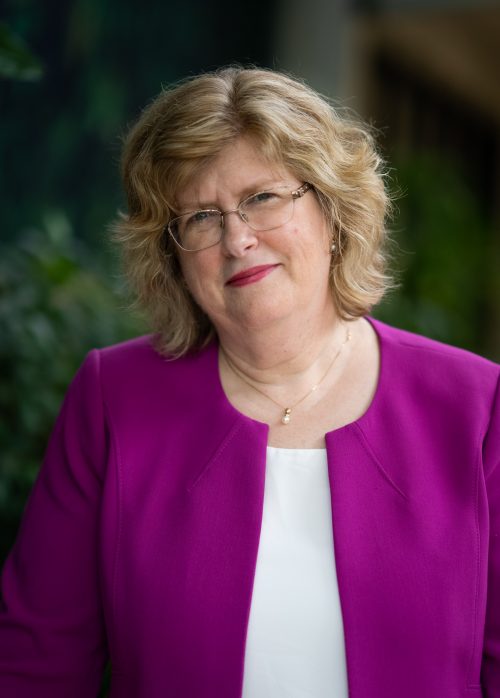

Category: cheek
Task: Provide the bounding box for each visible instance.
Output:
[179,258,202,299]
[179,256,221,307]
[287,220,331,262]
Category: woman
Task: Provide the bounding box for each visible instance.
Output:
[0,66,499,698]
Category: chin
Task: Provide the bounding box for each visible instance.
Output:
[233,303,294,331]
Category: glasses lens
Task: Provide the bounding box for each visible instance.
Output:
[241,188,294,231]
[170,210,222,251]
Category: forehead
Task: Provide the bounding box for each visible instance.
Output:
[175,137,293,209]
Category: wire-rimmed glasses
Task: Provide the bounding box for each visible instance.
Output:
[167,182,312,252]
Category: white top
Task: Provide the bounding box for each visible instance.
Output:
[242,447,349,698]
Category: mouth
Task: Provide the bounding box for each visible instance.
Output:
[225,264,280,287]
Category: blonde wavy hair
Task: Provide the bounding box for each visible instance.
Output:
[112,66,393,357]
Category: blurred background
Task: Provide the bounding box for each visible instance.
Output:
[1,0,499,557]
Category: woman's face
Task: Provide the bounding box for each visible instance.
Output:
[175,137,334,340]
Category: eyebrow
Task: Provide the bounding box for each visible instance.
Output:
[177,179,287,212]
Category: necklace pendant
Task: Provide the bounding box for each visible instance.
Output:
[281,408,292,425]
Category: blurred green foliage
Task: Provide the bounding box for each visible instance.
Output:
[0,22,43,80]
[375,153,495,358]
[0,215,143,550]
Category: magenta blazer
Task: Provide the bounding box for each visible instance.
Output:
[0,317,499,697]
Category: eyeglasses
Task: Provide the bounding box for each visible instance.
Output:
[167,182,312,252]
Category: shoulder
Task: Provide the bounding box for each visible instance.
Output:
[95,334,216,377]
[368,317,500,430]
[82,335,219,412]
[370,316,499,383]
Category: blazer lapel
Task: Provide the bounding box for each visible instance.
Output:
[181,416,269,696]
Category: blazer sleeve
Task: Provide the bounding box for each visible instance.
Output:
[482,370,500,697]
[0,350,109,697]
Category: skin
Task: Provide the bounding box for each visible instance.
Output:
[177,137,380,448]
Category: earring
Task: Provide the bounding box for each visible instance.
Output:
[330,241,337,254]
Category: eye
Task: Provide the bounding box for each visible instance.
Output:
[189,210,215,223]
[185,210,220,228]
[245,191,279,207]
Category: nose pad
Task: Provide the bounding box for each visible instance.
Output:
[239,211,249,224]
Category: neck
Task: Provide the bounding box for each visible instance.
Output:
[217,305,345,387]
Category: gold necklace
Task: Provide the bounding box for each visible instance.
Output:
[221,327,352,425]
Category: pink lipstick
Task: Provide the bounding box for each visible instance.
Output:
[226,264,279,287]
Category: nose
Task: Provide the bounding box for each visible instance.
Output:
[220,209,259,257]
